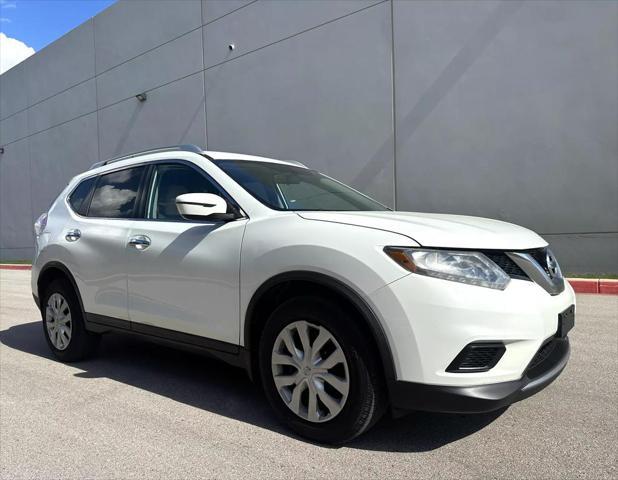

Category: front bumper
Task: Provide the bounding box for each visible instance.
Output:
[390,336,570,414]
[369,272,576,386]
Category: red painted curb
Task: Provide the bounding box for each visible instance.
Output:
[0,264,32,270]
[568,278,618,295]
[599,279,618,295]
[568,278,599,294]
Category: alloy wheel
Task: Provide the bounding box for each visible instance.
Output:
[271,320,350,423]
[45,293,72,350]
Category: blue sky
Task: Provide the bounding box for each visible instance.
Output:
[0,0,116,73]
[1,0,115,51]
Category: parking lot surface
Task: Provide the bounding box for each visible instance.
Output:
[1,269,616,479]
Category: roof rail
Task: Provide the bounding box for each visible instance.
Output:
[89,144,206,170]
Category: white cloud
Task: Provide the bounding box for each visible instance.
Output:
[0,32,35,74]
[0,0,16,24]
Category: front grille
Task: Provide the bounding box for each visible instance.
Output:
[529,247,551,276]
[446,342,506,373]
[483,251,529,280]
[529,339,556,370]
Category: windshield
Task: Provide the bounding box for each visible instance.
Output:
[214,160,389,211]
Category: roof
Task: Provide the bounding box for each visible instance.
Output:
[204,151,306,167]
[89,145,306,170]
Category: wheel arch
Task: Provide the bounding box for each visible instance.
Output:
[244,271,397,388]
[37,261,85,316]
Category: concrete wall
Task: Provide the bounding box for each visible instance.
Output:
[0,0,616,273]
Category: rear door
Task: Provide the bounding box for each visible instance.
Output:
[126,161,247,345]
[66,165,147,323]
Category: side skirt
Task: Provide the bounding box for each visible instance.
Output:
[84,313,251,372]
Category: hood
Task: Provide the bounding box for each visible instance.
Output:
[297,211,547,250]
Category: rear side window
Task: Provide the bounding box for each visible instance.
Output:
[88,167,145,218]
[68,177,96,216]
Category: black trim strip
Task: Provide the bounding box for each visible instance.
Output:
[85,312,131,331]
[244,271,397,385]
[135,163,155,219]
[131,321,238,354]
[390,338,570,415]
[177,201,216,207]
[84,313,248,369]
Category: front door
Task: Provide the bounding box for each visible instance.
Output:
[126,162,246,345]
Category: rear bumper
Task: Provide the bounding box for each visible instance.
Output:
[390,336,570,414]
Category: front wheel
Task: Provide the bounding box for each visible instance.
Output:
[258,296,386,444]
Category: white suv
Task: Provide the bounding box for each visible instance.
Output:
[32,145,575,443]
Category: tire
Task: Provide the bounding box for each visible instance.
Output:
[259,295,386,444]
[41,278,100,362]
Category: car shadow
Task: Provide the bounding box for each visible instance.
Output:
[0,321,506,452]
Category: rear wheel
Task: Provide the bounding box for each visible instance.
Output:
[41,278,99,362]
[259,296,386,444]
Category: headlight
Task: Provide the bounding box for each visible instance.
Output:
[384,247,510,290]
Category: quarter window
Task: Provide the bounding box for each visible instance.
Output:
[68,177,96,216]
[147,164,222,220]
[88,167,145,218]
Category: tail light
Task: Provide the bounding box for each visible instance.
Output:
[34,212,48,236]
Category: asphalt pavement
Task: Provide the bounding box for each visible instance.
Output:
[1,269,616,479]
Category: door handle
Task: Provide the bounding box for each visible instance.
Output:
[128,235,151,250]
[65,229,81,242]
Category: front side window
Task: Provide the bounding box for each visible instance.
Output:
[147,163,221,220]
[214,160,388,211]
[88,167,145,218]
[68,176,96,216]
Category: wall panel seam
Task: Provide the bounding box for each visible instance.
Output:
[96,69,205,114]
[390,0,397,210]
[1,1,385,123]
[203,0,259,26]
[3,111,99,147]
[201,9,209,149]
[204,0,388,71]
[0,26,204,123]
[2,68,209,147]
[93,25,203,77]
[93,18,102,162]
[541,232,618,236]
[94,25,204,93]
[1,77,93,123]
[26,104,35,236]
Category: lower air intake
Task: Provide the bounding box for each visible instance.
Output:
[446,342,506,373]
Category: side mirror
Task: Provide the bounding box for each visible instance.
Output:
[175,193,237,221]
